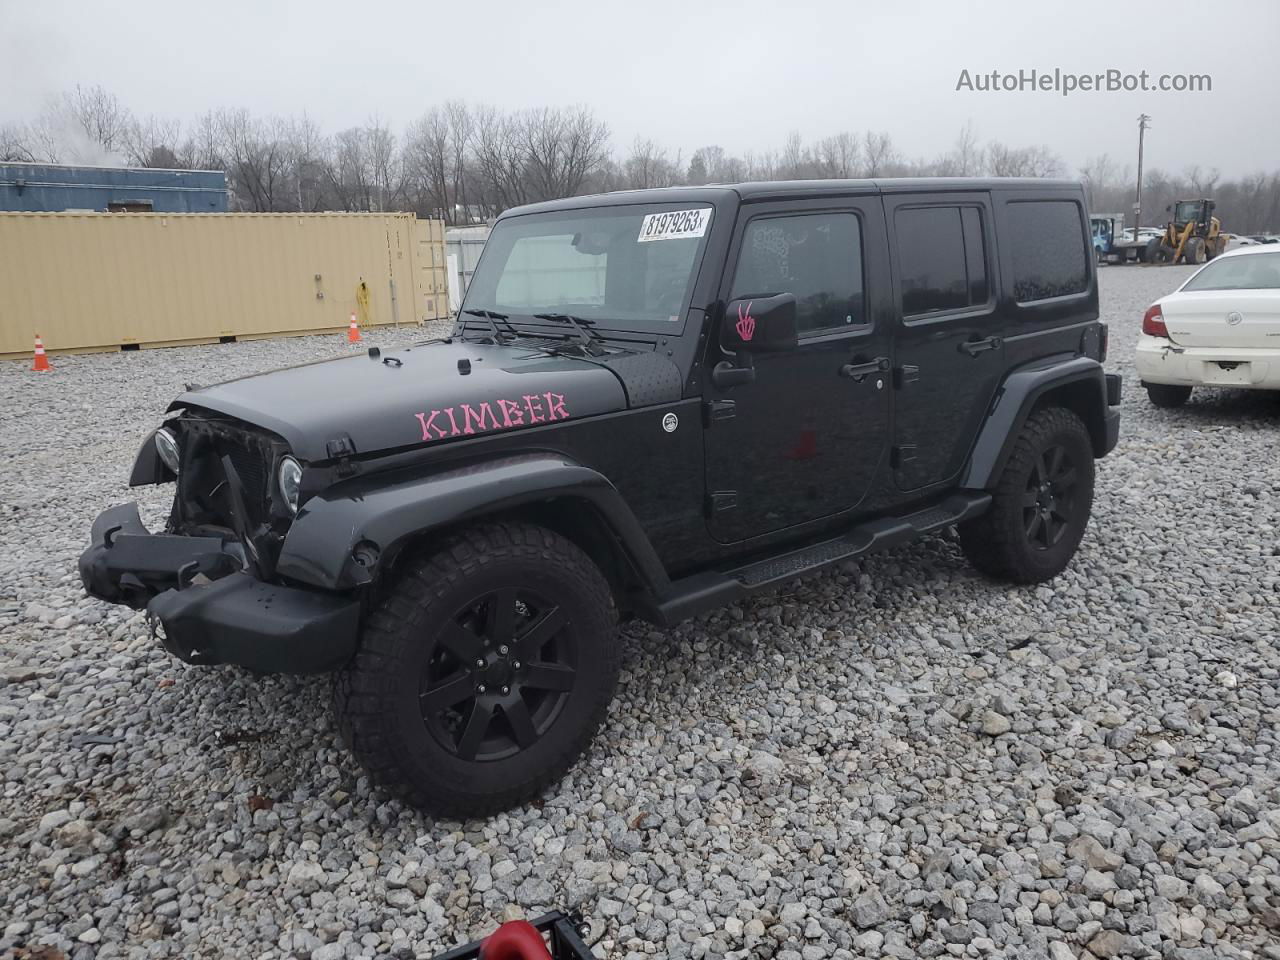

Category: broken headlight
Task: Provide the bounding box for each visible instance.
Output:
[155,428,181,475]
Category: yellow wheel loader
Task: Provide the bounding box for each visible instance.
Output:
[1143,198,1225,265]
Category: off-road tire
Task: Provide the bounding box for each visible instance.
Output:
[959,407,1095,584]
[334,522,619,818]
[1185,237,1206,265]
[1144,382,1192,408]
[1144,238,1166,263]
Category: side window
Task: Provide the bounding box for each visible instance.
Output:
[731,213,864,335]
[896,205,989,317]
[1007,200,1088,302]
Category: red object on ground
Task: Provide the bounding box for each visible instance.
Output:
[31,334,51,372]
[478,920,554,960]
[348,312,362,343]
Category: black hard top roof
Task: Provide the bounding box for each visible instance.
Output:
[503,178,1083,217]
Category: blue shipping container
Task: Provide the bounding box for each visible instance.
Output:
[0,163,228,213]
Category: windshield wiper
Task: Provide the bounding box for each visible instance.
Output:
[460,308,517,344]
[533,313,607,357]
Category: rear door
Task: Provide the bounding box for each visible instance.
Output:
[887,193,1002,491]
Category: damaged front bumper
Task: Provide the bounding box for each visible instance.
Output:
[79,503,360,674]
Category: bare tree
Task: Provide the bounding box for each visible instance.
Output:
[623,137,680,189]
[1183,165,1220,197]
[365,116,407,211]
[935,122,982,177]
[405,101,473,221]
[59,84,134,161]
[862,131,897,177]
[219,109,294,211]
[521,106,610,201]
[688,145,736,184]
[125,115,184,167]
[471,104,529,214]
[815,132,860,178]
[987,142,1064,178]
[0,124,36,162]
[177,112,225,171]
[1077,153,1118,209]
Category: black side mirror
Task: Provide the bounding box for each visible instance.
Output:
[722,294,799,353]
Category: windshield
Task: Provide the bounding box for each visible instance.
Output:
[1174,201,1204,224]
[1182,252,1280,291]
[461,203,713,333]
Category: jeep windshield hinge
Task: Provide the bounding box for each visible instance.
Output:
[326,434,358,477]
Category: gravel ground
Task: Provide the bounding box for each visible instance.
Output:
[2,266,1278,960]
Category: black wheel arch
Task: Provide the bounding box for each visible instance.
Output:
[275,452,671,605]
[961,356,1115,491]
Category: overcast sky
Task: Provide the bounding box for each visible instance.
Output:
[3,0,1277,178]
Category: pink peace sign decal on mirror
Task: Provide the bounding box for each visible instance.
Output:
[735,301,756,342]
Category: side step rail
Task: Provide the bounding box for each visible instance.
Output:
[649,492,990,625]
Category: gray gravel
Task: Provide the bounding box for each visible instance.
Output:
[2,267,1278,960]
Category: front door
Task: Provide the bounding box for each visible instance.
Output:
[703,198,893,544]
[886,194,1004,491]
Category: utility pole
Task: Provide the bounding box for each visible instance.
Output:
[1134,114,1151,241]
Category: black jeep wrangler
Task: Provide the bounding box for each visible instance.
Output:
[81,179,1121,816]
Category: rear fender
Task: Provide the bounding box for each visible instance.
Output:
[275,452,670,593]
[962,356,1112,490]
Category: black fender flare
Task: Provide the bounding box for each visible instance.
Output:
[128,429,171,486]
[961,355,1112,490]
[275,452,671,593]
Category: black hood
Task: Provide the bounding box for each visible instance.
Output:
[172,340,639,462]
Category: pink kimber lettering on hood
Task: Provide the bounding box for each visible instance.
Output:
[415,392,570,442]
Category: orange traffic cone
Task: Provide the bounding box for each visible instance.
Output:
[31,334,51,372]
[347,312,362,343]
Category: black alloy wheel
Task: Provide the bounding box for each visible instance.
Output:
[420,588,577,762]
[335,522,620,817]
[1022,443,1079,551]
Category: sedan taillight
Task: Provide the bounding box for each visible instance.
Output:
[1142,304,1169,338]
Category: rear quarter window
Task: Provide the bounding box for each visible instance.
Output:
[1006,200,1089,302]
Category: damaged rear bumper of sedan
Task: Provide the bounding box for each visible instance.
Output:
[78,502,359,674]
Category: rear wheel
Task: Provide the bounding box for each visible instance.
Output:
[959,407,1095,584]
[335,522,619,817]
[1145,382,1192,408]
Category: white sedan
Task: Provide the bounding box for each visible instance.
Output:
[1136,246,1280,407]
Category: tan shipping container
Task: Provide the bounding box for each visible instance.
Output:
[0,211,449,359]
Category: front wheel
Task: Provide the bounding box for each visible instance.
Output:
[959,407,1095,584]
[335,522,619,817]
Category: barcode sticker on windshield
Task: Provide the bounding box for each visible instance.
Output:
[637,208,711,242]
